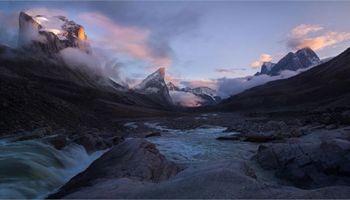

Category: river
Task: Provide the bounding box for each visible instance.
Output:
[0,137,104,199]
[145,122,257,164]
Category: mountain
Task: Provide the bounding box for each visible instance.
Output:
[220,48,350,111]
[190,87,222,104]
[0,11,178,135]
[18,11,91,55]
[135,68,173,107]
[167,82,221,106]
[257,47,321,76]
[166,82,180,91]
[258,62,276,75]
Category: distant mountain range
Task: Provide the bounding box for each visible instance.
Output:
[132,68,221,107]
[255,47,321,76]
[2,10,350,118]
[220,47,350,111]
[166,82,221,106]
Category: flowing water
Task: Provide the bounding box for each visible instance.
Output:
[0,138,105,199]
[145,123,257,164]
[0,123,256,198]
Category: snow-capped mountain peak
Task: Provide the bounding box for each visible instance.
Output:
[18,11,91,55]
[191,87,216,97]
[256,47,321,76]
[134,68,173,106]
[135,67,166,91]
[260,62,276,74]
[295,47,321,66]
[166,82,221,106]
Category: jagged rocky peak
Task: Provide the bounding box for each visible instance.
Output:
[295,47,321,67]
[136,67,166,91]
[135,67,173,106]
[260,62,276,74]
[18,11,91,55]
[257,47,321,76]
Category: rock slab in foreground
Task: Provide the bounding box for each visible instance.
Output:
[49,138,350,199]
[257,138,350,189]
[48,138,183,198]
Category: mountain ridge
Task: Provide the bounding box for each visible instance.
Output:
[256,47,321,76]
[18,11,91,55]
[220,47,350,111]
[134,67,174,108]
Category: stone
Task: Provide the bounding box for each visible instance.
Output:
[49,158,350,199]
[256,138,350,189]
[72,132,108,152]
[144,131,161,138]
[217,132,283,143]
[46,134,68,149]
[49,139,183,198]
[342,111,350,124]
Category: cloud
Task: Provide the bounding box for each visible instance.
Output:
[25,7,66,16]
[216,69,308,98]
[288,31,350,51]
[169,90,203,107]
[287,24,350,51]
[290,24,324,38]
[0,11,19,47]
[215,68,247,77]
[60,48,101,72]
[180,79,217,89]
[79,12,171,68]
[250,53,273,68]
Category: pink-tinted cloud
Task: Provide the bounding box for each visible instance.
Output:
[290,24,324,38]
[165,74,181,85]
[215,68,247,77]
[79,12,171,67]
[287,24,350,51]
[25,8,66,16]
[250,53,273,68]
[180,79,217,90]
[169,91,203,107]
[289,31,350,50]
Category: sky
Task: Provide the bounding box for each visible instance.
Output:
[1,1,350,89]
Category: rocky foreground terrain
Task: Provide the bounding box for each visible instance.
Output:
[43,111,350,199]
[1,10,350,199]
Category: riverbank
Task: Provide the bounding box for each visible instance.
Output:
[48,112,350,198]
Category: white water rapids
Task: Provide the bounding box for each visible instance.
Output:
[145,123,257,164]
[0,138,104,199]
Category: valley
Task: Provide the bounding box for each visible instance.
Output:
[1,4,350,199]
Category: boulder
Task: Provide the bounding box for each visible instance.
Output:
[256,139,350,189]
[50,158,350,199]
[216,134,241,141]
[144,131,161,138]
[71,129,122,152]
[73,133,108,152]
[49,139,183,198]
[342,110,350,124]
[217,132,283,143]
[46,134,68,149]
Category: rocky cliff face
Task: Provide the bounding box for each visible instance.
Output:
[257,47,321,76]
[135,68,173,108]
[18,11,91,55]
[220,47,350,111]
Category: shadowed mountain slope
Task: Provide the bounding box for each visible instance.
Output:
[220,48,350,111]
[0,45,174,135]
